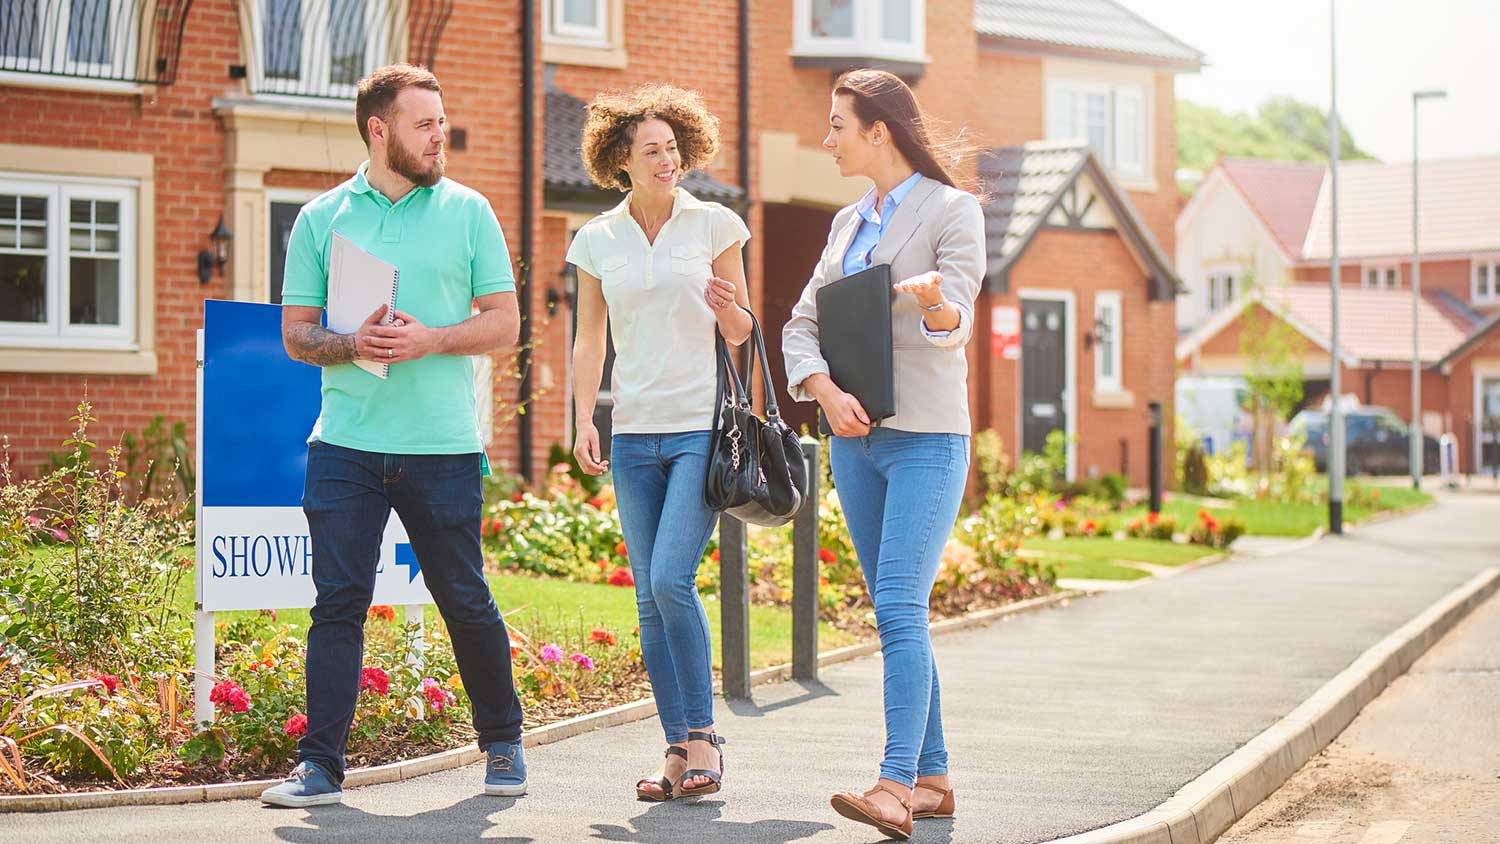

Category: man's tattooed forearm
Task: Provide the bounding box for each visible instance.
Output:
[285,322,358,367]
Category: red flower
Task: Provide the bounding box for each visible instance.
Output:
[368,605,396,622]
[360,666,391,697]
[588,496,604,509]
[590,627,617,646]
[1204,516,1220,532]
[511,491,525,502]
[710,548,720,562]
[818,547,837,564]
[596,558,610,570]
[608,566,635,587]
[284,713,308,738]
[209,681,250,714]
[1082,520,1098,534]
[94,674,120,695]
[615,541,629,558]
[1146,511,1160,525]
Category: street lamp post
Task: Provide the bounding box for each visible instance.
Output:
[1328,0,1344,534]
[1411,89,1447,490]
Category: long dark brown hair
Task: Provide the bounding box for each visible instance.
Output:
[833,69,976,193]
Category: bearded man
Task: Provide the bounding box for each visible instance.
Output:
[261,63,527,807]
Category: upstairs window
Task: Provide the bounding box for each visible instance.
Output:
[1362,263,1400,290]
[794,0,926,68]
[1047,81,1148,180]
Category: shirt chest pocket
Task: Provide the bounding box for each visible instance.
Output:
[670,244,710,277]
[597,253,631,289]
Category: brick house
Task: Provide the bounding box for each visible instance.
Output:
[750,0,1199,484]
[2,0,1199,489]
[1176,156,1500,472]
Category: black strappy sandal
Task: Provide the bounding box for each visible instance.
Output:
[636,746,688,801]
[673,731,726,798]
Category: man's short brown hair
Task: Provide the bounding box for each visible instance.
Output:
[355,64,442,146]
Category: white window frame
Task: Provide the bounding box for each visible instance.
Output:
[1361,261,1400,290]
[1047,79,1149,181]
[0,173,138,350]
[1094,291,1123,394]
[547,0,608,45]
[1205,266,1239,313]
[791,0,926,63]
[0,0,141,82]
[249,0,394,101]
[1472,255,1500,305]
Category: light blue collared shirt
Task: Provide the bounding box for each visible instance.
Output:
[841,170,923,277]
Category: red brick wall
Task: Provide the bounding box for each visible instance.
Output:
[978,229,1175,487]
[0,0,532,478]
[1294,258,1473,305]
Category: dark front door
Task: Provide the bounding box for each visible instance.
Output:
[268,201,304,305]
[1021,298,1067,456]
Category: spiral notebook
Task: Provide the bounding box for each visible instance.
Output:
[326,231,400,379]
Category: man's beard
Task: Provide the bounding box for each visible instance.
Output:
[388,137,445,188]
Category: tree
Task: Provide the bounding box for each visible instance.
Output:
[1178,96,1375,180]
[1239,281,1308,473]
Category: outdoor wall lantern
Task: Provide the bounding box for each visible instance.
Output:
[1082,316,1110,351]
[197,216,232,283]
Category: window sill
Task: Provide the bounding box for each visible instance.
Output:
[789,49,929,81]
[0,346,157,375]
[1091,388,1134,409]
[0,70,146,97]
[542,38,628,69]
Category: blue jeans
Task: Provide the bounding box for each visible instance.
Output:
[830,428,969,787]
[610,432,719,744]
[299,442,523,781]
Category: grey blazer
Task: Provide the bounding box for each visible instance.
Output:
[782,176,985,436]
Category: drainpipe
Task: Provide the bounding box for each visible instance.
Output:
[518,0,536,482]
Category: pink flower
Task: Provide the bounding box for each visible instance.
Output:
[209,680,250,714]
[421,678,456,711]
[569,652,595,671]
[540,644,563,664]
[50,528,68,542]
[94,674,120,695]
[25,515,41,529]
[360,666,390,697]
[284,713,308,737]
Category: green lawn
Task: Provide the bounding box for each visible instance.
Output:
[170,569,854,671]
[1020,536,1219,581]
[1122,482,1434,537]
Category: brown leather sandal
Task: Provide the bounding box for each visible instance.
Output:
[673,731,726,798]
[635,746,687,802]
[830,782,913,840]
[912,781,956,819]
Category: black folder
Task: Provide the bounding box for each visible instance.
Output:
[815,263,895,435]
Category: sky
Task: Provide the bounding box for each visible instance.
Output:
[1119,0,1500,163]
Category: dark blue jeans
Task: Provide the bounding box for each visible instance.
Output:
[299,442,523,781]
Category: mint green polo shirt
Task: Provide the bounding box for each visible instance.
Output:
[280,162,515,455]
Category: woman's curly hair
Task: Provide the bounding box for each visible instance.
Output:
[580,84,721,193]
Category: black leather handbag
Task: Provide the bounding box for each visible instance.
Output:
[704,313,810,527]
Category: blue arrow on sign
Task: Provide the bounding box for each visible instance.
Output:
[395,543,421,583]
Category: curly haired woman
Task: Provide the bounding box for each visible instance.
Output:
[565,83,751,802]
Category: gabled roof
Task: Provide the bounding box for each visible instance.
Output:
[980,140,1180,299]
[1301,155,1500,261]
[543,86,742,204]
[1437,312,1500,371]
[974,0,1204,70]
[1176,284,1487,367]
[1218,158,1325,260]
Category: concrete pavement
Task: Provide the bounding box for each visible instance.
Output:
[4,493,1497,843]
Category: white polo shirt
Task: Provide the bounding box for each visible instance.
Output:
[566,188,751,434]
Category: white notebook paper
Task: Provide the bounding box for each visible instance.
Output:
[327,231,400,379]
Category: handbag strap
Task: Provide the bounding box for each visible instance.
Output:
[714,311,782,422]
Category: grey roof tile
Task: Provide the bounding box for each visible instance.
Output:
[974,0,1203,67]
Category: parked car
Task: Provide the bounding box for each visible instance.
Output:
[1285,407,1440,475]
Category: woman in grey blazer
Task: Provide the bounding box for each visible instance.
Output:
[782,69,984,841]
